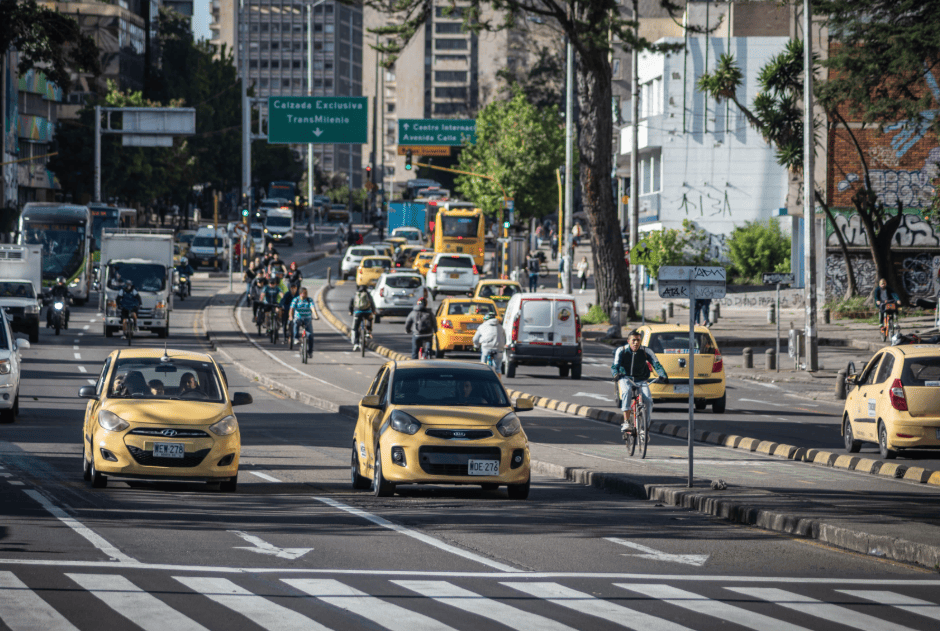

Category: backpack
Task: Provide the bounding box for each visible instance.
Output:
[527,258,539,273]
[354,291,371,311]
[414,310,434,334]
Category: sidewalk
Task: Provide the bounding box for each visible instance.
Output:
[201,277,940,571]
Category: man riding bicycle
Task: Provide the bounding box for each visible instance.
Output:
[874,278,900,336]
[279,282,300,339]
[348,285,376,351]
[611,330,668,434]
[116,280,142,335]
[261,277,282,330]
[289,286,320,358]
[473,311,505,367]
[404,297,436,358]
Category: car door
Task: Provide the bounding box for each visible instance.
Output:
[852,353,883,440]
[870,352,896,437]
[85,356,113,454]
[358,367,388,469]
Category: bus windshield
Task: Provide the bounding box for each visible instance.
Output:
[441,215,481,238]
[22,223,87,281]
[90,210,119,251]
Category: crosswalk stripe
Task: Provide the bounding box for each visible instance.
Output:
[503,582,692,631]
[618,584,810,631]
[838,590,940,622]
[283,578,457,631]
[395,580,578,631]
[174,576,331,631]
[65,573,209,631]
[0,571,78,631]
[727,587,919,631]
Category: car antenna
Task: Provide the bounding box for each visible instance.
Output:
[161,343,171,363]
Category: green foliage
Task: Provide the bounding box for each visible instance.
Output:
[325,186,369,211]
[631,219,713,280]
[581,304,608,325]
[454,88,564,220]
[726,220,790,284]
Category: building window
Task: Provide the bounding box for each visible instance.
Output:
[325,24,334,34]
[249,60,258,69]
[435,6,463,18]
[436,39,468,51]
[386,68,396,82]
[434,102,467,115]
[435,22,464,34]
[435,70,467,82]
[641,152,661,195]
[612,58,622,80]
[261,60,269,69]
[260,78,269,88]
[261,23,268,33]
[387,103,395,113]
[271,60,279,69]
[292,60,301,69]
[640,77,663,119]
[435,86,467,99]
[283,78,291,87]
[435,55,468,63]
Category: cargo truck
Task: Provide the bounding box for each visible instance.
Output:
[0,245,43,343]
[387,201,428,236]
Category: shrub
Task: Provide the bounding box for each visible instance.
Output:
[727,219,790,283]
[581,304,608,324]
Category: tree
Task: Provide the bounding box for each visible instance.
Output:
[454,88,564,221]
[631,219,711,280]
[726,219,791,284]
[368,0,688,317]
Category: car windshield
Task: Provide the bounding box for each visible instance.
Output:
[363,258,391,269]
[251,229,263,238]
[901,357,940,386]
[350,248,374,257]
[647,332,716,355]
[436,256,474,268]
[391,368,509,407]
[108,357,224,402]
[386,275,422,289]
[193,236,224,248]
[0,282,35,298]
[177,233,195,244]
[448,302,495,316]
[478,284,519,301]
[107,263,166,292]
[266,216,291,227]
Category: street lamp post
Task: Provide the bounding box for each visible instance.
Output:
[307,0,327,229]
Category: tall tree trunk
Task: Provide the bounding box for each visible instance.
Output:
[814,189,857,300]
[576,40,633,318]
[854,192,905,303]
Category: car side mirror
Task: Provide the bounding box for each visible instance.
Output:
[514,397,534,412]
[361,394,383,409]
[231,392,253,406]
[78,385,98,400]
[14,336,29,350]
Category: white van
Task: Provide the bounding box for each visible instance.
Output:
[188,227,230,270]
[264,208,294,246]
[501,292,582,379]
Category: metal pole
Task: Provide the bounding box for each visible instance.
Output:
[630,0,640,303]
[776,282,781,373]
[563,19,574,295]
[803,0,818,371]
[640,264,645,324]
[688,289,695,488]
[307,2,314,224]
[241,0,251,221]
[556,167,564,288]
[94,105,101,203]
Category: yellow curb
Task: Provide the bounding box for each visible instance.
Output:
[738,437,759,451]
[812,450,835,465]
[877,463,903,478]
[903,467,930,483]
[928,471,940,487]
[723,435,742,447]
[756,441,777,455]
[854,458,879,473]
[833,455,858,470]
[772,444,796,459]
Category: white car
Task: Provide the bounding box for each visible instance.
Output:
[188,227,230,270]
[391,227,423,245]
[425,253,479,299]
[250,223,265,254]
[0,308,29,422]
[340,245,378,280]
[371,271,428,320]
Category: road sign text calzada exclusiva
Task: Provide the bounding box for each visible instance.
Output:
[268,97,368,144]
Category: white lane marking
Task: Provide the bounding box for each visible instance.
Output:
[229,530,312,560]
[86,379,96,385]
[505,582,692,631]
[606,538,709,567]
[66,574,208,631]
[89,319,96,323]
[0,571,79,631]
[8,481,23,486]
[314,496,521,573]
[73,345,79,350]
[82,325,89,330]
[24,490,136,564]
[72,339,80,344]
[395,580,578,631]
[78,366,87,373]
[621,584,809,631]
[750,381,781,389]
[283,578,458,631]
[739,398,785,407]
[248,471,281,482]
[572,392,612,402]
[78,332,84,337]
[839,590,940,622]
[73,353,81,360]
[0,472,9,477]
[174,576,330,631]
[726,587,917,631]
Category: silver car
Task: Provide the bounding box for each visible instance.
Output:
[371,272,428,320]
[341,246,378,281]
[425,253,479,299]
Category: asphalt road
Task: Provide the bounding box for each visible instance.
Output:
[1,256,938,630]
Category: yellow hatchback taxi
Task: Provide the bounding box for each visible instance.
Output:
[351,361,533,498]
[413,252,435,277]
[472,279,522,318]
[843,345,940,459]
[634,324,726,413]
[356,256,393,287]
[77,348,252,491]
[434,298,499,357]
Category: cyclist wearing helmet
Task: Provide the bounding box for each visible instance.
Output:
[261,276,282,323]
[472,310,505,366]
[286,260,303,285]
[279,281,301,339]
[47,276,73,329]
[348,284,376,350]
[116,279,141,333]
[404,297,437,359]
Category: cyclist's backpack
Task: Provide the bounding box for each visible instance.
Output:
[415,310,435,334]
[528,257,539,273]
[354,291,371,311]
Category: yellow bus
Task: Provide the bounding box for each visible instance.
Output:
[433,207,485,267]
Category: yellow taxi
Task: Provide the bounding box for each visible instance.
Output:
[413,251,435,277]
[77,348,253,491]
[385,236,408,256]
[472,279,522,318]
[843,345,940,459]
[632,324,726,413]
[433,298,499,357]
[397,244,428,269]
[356,255,393,287]
[372,243,395,259]
[351,360,534,498]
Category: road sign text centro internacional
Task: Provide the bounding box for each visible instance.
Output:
[267,96,367,144]
[398,119,476,146]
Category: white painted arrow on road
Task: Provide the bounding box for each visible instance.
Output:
[573,392,612,402]
[229,530,313,560]
[312,128,324,137]
[606,537,709,567]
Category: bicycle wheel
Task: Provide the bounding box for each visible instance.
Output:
[539,263,549,278]
[622,409,636,456]
[289,328,295,350]
[360,323,366,357]
[637,402,648,459]
[301,335,308,363]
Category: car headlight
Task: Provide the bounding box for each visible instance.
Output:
[496,413,522,437]
[389,410,422,435]
[209,415,238,436]
[98,410,130,433]
[25,303,40,314]
[69,278,80,287]
[0,360,10,375]
[106,300,118,317]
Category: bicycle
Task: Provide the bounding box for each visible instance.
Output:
[418,335,435,359]
[479,347,500,370]
[357,318,369,357]
[122,315,135,347]
[294,322,311,363]
[616,376,664,459]
[880,302,900,342]
[265,307,280,344]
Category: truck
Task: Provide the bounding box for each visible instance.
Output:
[98,229,175,339]
[269,181,296,207]
[0,245,43,343]
[387,201,428,236]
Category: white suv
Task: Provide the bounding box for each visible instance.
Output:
[0,308,29,422]
[371,271,428,321]
[425,253,479,299]
[340,245,378,280]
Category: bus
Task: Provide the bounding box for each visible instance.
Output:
[88,203,120,256]
[18,203,92,304]
[433,206,485,267]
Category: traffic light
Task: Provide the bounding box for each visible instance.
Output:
[405,150,412,171]
[241,208,249,217]
[365,164,372,176]
[503,220,510,229]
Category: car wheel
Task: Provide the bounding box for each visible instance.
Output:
[82,445,91,481]
[0,405,13,424]
[878,422,897,460]
[434,337,444,359]
[694,399,707,411]
[90,453,108,488]
[29,323,39,344]
[507,476,530,500]
[712,393,726,414]
[844,416,861,453]
[558,365,570,378]
[372,449,395,497]
[506,360,517,378]
[220,474,238,493]
[13,393,19,417]
[571,363,582,380]
[351,443,370,490]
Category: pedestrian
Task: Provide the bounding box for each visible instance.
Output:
[243,260,257,295]
[526,251,540,292]
[576,256,589,293]
[572,222,583,247]
[694,298,711,326]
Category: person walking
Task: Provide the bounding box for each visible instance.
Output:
[525,251,540,292]
[576,256,589,293]
[571,222,583,247]
[694,298,711,326]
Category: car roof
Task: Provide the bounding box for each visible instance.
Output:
[361,256,393,261]
[112,348,215,362]
[442,297,496,304]
[639,324,715,335]
[478,279,520,286]
[394,359,495,373]
[433,252,474,260]
[889,345,940,357]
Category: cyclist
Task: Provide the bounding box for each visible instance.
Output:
[279,282,300,339]
[874,278,900,336]
[261,276,282,333]
[611,330,668,435]
[289,286,320,358]
[249,275,266,324]
[116,279,142,336]
[267,252,287,277]
[472,311,505,367]
[348,284,376,351]
[47,275,73,329]
[405,297,437,359]
[286,260,303,285]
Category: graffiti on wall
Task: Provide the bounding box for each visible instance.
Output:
[835,147,940,210]
[827,211,940,247]
[826,251,940,300]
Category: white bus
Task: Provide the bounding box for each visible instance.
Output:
[18,203,93,304]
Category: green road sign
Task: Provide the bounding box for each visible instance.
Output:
[268,96,368,144]
[398,119,476,146]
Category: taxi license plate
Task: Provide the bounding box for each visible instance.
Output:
[466,323,480,330]
[673,385,690,395]
[153,443,184,458]
[468,460,498,475]
[449,273,461,279]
